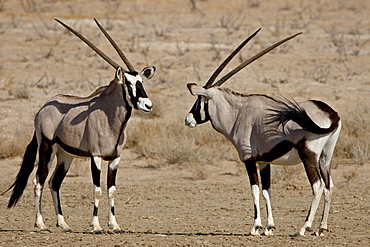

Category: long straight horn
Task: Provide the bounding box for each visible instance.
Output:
[94,18,135,72]
[55,19,121,70]
[204,28,261,89]
[211,32,302,87]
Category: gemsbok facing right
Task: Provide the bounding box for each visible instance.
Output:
[6,19,156,234]
[185,29,341,236]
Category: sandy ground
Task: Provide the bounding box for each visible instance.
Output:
[0,159,369,246]
[0,0,370,246]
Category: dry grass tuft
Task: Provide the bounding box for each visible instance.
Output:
[351,143,369,166]
[336,103,370,166]
[68,159,90,177]
[271,165,304,184]
[126,118,238,168]
[6,81,31,100]
[0,128,32,159]
[343,168,359,183]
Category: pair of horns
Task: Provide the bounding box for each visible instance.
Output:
[204,29,302,89]
[55,18,135,72]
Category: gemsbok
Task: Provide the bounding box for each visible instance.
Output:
[6,19,156,233]
[185,29,341,236]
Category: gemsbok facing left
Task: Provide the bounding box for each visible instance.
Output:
[6,19,156,233]
[185,29,341,236]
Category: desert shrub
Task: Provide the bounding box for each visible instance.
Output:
[7,81,30,100]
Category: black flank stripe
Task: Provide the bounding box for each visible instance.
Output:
[256,140,294,162]
[53,136,90,157]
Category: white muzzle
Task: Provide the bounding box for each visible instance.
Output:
[137,98,152,114]
[185,113,197,128]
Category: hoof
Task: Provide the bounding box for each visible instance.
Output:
[318,227,328,235]
[250,225,263,235]
[92,230,103,234]
[113,229,124,234]
[64,229,73,233]
[268,225,276,230]
[314,228,327,236]
[40,228,52,233]
[262,225,275,236]
[262,230,274,236]
[290,232,303,238]
[250,229,262,236]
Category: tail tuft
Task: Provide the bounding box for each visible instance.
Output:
[6,132,38,208]
[267,98,339,135]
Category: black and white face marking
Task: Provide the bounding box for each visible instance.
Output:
[122,71,152,114]
[185,96,210,128]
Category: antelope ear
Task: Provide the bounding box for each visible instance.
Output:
[115,67,123,84]
[141,66,156,80]
[187,83,213,98]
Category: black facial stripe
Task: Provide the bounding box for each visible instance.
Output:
[190,97,201,121]
[123,82,137,108]
[124,79,148,109]
[190,97,210,124]
[135,81,148,98]
[204,100,210,121]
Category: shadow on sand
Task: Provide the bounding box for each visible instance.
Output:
[0,228,251,236]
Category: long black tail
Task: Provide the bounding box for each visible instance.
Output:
[6,132,38,208]
[267,98,340,135]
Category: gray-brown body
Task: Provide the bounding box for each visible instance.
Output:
[184,27,341,236]
[186,85,341,236]
[36,81,129,159]
[6,19,156,234]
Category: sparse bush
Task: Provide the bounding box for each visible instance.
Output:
[248,0,260,8]
[327,26,348,62]
[21,0,37,13]
[12,83,30,99]
[305,61,331,83]
[343,168,358,183]
[352,143,369,166]
[0,0,8,11]
[220,10,245,34]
